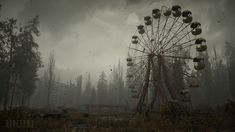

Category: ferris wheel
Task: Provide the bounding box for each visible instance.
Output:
[126,5,207,113]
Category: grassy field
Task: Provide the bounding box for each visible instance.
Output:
[0,102,235,131]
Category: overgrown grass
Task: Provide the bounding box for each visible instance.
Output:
[0,102,235,131]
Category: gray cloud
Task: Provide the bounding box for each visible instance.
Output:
[16,0,128,40]
[12,0,162,41]
[171,0,235,44]
[2,0,235,43]
[1,0,235,81]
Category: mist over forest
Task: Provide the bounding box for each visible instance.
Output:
[0,0,235,131]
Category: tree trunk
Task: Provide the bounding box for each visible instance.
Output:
[9,74,18,110]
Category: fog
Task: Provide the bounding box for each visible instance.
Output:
[1,1,235,131]
[0,0,235,109]
[0,0,234,82]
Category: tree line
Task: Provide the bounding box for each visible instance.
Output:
[30,58,127,109]
[0,4,42,110]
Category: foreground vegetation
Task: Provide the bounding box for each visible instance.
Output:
[0,101,234,131]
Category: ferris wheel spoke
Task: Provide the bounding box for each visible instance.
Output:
[129,49,148,63]
[164,43,196,54]
[140,34,151,50]
[186,28,192,45]
[154,17,179,52]
[161,23,191,51]
[138,35,151,51]
[144,26,153,51]
[150,21,158,51]
[165,23,184,42]
[155,23,184,53]
[160,17,173,41]
[136,42,149,53]
[134,60,147,68]
[172,23,191,40]
[150,20,155,41]
[164,38,196,52]
[157,17,169,47]
[136,38,151,52]
[161,17,180,45]
[131,55,149,60]
[132,57,147,67]
[153,8,163,51]
[129,47,147,54]
[161,55,193,60]
[186,28,193,56]
[168,15,184,25]
[129,59,146,68]
[165,28,194,51]
[160,18,169,40]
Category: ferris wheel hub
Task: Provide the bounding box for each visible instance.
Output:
[148,53,155,58]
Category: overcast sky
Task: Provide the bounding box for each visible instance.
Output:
[0,0,234,82]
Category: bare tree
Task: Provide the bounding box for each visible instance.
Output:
[97,71,108,105]
[46,52,55,109]
[76,75,82,107]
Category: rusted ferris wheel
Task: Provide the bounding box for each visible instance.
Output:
[126,5,207,113]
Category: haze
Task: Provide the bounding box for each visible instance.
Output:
[0,0,234,82]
